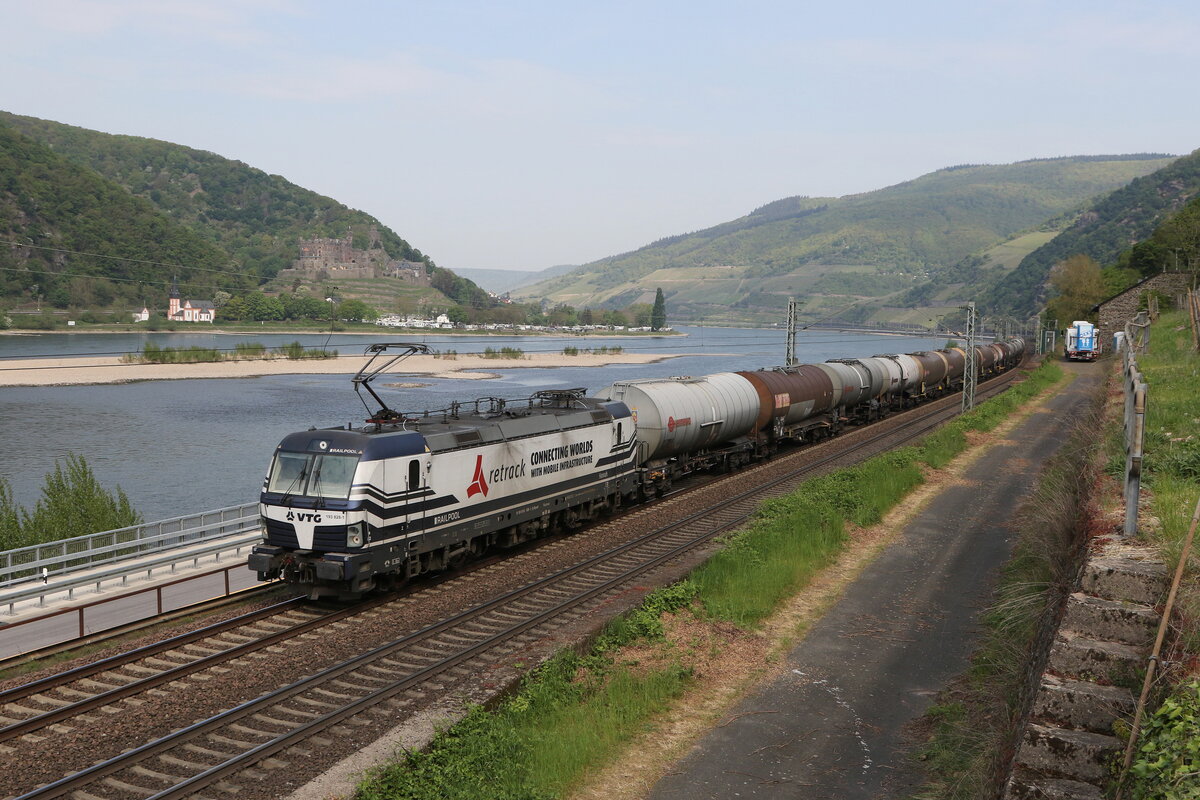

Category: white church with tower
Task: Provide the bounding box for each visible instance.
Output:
[167,278,215,323]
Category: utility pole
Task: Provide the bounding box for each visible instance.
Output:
[785,297,798,366]
[962,301,977,413]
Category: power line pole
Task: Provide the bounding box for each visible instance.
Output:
[962,301,977,413]
[785,297,797,365]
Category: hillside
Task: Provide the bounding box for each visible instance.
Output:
[516,156,1175,325]
[0,124,238,308]
[979,148,1200,318]
[0,111,492,313]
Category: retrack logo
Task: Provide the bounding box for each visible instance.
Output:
[467,454,489,498]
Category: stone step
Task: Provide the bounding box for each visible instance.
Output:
[1032,674,1135,733]
[1063,591,1159,646]
[1080,551,1167,606]
[1006,767,1105,800]
[1015,722,1122,784]
[1048,630,1145,684]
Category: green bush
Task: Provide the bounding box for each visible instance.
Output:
[0,455,141,550]
[1125,680,1200,800]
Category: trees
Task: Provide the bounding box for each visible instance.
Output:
[336,299,377,323]
[651,288,667,330]
[1045,254,1105,325]
[1,455,142,549]
[602,309,628,327]
[627,303,653,328]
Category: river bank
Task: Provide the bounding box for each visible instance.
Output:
[0,351,679,387]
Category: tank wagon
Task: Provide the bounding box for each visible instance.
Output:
[251,338,1026,597]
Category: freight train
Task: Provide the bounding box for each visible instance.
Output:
[248,338,1026,598]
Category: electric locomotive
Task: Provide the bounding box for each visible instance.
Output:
[248,345,638,598]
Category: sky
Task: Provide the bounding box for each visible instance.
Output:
[2,1,1199,272]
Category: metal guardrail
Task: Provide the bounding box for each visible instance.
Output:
[0,502,259,588]
[1,531,262,615]
[1121,338,1148,538]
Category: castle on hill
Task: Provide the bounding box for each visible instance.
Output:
[276,226,430,285]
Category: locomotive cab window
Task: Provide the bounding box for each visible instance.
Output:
[267,452,358,499]
[408,459,421,489]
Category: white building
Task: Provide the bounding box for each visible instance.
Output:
[167,280,215,323]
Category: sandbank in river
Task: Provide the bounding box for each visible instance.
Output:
[0,351,678,387]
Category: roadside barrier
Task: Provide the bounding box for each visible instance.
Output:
[1121,344,1147,538]
[0,502,258,587]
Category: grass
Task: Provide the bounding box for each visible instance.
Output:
[356,585,696,800]
[481,346,524,359]
[1135,311,1200,651]
[123,340,336,363]
[353,360,1065,800]
[1115,310,1200,800]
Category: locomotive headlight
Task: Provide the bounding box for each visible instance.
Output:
[346,522,365,548]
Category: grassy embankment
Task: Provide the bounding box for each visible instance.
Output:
[1115,311,1200,800]
[354,360,1065,800]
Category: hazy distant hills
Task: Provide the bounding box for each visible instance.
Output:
[0,110,488,309]
[516,155,1176,325]
[453,264,580,294]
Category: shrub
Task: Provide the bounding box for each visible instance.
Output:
[1124,680,1200,800]
[1,455,142,549]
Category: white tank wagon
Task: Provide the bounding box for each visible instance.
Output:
[597,373,762,465]
[825,357,897,420]
[873,353,926,404]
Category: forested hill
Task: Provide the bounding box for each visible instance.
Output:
[980,148,1200,318]
[0,110,432,279]
[0,110,494,311]
[0,123,241,306]
[515,155,1175,323]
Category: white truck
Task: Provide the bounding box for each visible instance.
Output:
[1065,320,1100,361]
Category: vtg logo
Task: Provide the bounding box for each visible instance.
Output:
[286,511,323,523]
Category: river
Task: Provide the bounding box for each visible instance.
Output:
[0,326,955,521]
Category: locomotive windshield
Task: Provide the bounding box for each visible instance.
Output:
[267,451,358,499]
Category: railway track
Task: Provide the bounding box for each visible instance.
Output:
[5,369,1020,799]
